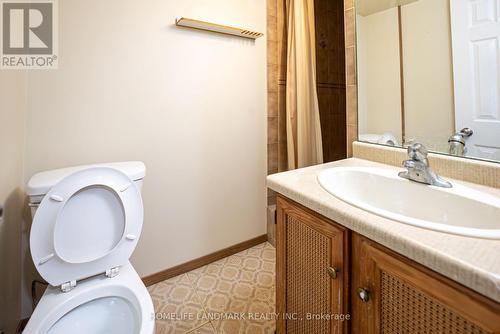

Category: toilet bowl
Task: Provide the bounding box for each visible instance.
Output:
[23,162,155,334]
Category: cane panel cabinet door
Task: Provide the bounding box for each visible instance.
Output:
[276,196,349,334]
[351,233,500,334]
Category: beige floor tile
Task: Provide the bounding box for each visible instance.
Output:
[216,317,275,334]
[186,322,216,333]
[149,242,276,334]
[187,243,276,334]
[148,274,208,333]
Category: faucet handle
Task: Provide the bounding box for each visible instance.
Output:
[407,142,428,163]
[460,128,473,137]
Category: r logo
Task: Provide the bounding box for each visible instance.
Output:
[2,2,53,55]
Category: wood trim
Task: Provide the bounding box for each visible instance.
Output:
[276,196,286,334]
[141,234,268,286]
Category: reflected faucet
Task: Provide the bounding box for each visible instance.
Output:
[448,128,473,156]
[398,143,452,188]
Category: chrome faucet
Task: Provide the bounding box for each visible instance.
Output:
[398,143,452,188]
[448,128,473,156]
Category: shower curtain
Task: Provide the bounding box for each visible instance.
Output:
[286,0,323,170]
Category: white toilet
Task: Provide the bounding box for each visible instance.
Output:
[23,162,155,334]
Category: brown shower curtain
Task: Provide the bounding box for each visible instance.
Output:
[286,0,323,170]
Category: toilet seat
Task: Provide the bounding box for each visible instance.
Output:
[30,167,144,287]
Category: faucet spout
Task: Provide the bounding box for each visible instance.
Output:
[448,128,473,156]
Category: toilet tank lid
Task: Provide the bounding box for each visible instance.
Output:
[27,161,146,196]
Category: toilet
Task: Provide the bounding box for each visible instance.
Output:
[23,162,155,334]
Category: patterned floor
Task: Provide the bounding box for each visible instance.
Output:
[147,242,276,334]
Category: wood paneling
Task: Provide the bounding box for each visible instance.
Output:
[317,85,347,162]
[315,1,347,85]
[277,0,288,173]
[344,2,358,156]
[268,0,280,213]
[315,0,347,162]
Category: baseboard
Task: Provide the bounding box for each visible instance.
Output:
[142,234,268,286]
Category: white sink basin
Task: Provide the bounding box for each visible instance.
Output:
[317,167,500,239]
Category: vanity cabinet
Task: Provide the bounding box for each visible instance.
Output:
[276,196,349,334]
[276,195,500,334]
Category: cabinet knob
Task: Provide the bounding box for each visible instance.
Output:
[357,288,370,302]
[327,267,340,279]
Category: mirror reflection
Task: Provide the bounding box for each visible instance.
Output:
[356,0,500,162]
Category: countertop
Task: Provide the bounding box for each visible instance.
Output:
[267,158,500,303]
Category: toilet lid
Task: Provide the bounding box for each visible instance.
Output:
[30,167,144,287]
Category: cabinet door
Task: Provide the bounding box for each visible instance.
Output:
[351,233,500,334]
[276,196,348,334]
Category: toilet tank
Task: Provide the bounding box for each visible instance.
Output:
[26,162,146,218]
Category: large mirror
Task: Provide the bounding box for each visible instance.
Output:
[356,0,500,162]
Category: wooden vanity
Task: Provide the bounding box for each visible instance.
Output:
[276,195,500,334]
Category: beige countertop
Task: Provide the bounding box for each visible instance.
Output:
[267,158,500,303]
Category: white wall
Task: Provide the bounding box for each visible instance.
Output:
[0,71,26,333]
[23,0,266,300]
[402,0,455,151]
[357,8,402,142]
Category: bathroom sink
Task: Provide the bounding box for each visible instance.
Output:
[317,167,500,239]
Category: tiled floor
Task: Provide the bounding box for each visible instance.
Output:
[148,242,276,334]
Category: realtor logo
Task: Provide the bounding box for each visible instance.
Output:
[1,0,58,69]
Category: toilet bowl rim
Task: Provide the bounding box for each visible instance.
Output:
[24,264,154,334]
[44,285,141,331]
